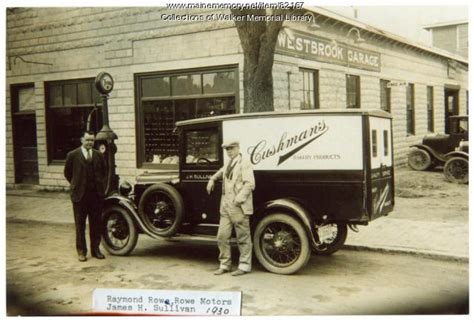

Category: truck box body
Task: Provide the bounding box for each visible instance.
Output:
[177,110,394,225]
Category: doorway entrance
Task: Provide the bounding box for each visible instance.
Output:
[11,84,39,184]
[444,88,459,133]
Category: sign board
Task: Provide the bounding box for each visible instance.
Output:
[223,115,364,170]
[93,288,242,316]
[276,29,381,72]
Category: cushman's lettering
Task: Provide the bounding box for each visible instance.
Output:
[248,121,329,166]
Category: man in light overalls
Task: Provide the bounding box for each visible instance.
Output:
[207,140,255,276]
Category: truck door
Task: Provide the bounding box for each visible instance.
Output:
[369,116,394,219]
[180,125,222,227]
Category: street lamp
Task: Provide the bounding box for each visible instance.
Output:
[304,11,320,30]
[347,27,365,44]
[94,71,119,196]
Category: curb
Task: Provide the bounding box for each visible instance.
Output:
[344,244,468,263]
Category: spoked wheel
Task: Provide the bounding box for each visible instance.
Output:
[444,157,469,184]
[138,183,184,237]
[313,224,348,255]
[101,205,138,256]
[408,148,432,171]
[254,213,310,275]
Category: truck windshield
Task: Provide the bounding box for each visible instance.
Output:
[185,128,220,165]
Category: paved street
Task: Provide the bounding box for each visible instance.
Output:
[6,219,468,315]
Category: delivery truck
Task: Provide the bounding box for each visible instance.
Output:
[101,109,394,274]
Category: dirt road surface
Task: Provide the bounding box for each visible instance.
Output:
[7,219,468,316]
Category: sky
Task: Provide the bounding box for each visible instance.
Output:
[324,5,468,46]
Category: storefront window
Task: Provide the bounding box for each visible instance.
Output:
[300,68,319,109]
[380,80,391,112]
[427,86,434,132]
[346,75,360,109]
[46,79,102,162]
[136,67,238,168]
[406,83,415,135]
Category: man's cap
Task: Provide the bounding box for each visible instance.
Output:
[222,139,240,148]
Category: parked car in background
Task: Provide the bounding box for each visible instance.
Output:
[408,115,468,184]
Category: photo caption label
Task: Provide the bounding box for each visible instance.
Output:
[93,288,242,316]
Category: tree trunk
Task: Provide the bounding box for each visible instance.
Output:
[231,9,285,113]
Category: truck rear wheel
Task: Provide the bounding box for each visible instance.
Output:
[313,224,347,255]
[102,205,138,256]
[138,183,184,237]
[408,148,432,171]
[253,213,311,275]
[444,157,468,184]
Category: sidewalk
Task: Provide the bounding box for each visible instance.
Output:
[5,188,469,262]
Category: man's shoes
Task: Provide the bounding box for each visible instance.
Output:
[92,250,105,260]
[231,269,248,276]
[213,268,230,275]
[78,255,87,262]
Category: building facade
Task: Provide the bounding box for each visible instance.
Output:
[424,20,469,59]
[6,7,469,189]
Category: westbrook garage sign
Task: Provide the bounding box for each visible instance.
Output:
[276,29,381,72]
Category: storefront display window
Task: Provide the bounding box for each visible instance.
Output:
[136,67,237,169]
[346,74,360,109]
[46,79,102,162]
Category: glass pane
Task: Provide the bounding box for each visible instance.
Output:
[171,74,201,96]
[63,84,77,106]
[174,99,196,122]
[49,84,63,106]
[78,83,92,105]
[49,107,98,160]
[372,130,377,157]
[197,97,235,118]
[185,129,219,165]
[383,130,389,156]
[143,100,179,164]
[203,72,235,94]
[18,87,35,111]
[142,77,170,97]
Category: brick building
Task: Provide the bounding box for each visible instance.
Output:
[6,7,469,189]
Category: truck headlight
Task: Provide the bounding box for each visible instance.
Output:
[119,181,132,196]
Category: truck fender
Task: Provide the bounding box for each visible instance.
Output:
[257,198,320,249]
[444,151,469,160]
[409,144,446,162]
[103,194,163,239]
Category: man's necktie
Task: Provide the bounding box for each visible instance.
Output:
[87,149,92,161]
[225,158,235,179]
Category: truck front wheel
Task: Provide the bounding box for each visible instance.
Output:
[253,213,311,275]
[101,205,138,256]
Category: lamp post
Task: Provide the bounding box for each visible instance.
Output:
[94,72,119,196]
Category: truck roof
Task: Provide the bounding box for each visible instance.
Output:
[176,109,391,127]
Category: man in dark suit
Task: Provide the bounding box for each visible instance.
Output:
[64,131,106,262]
